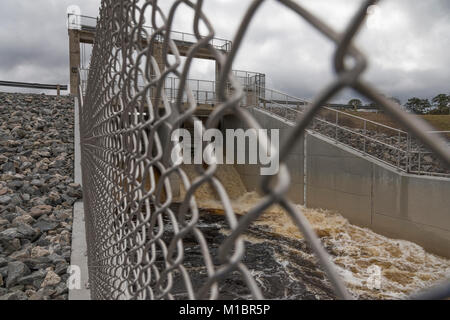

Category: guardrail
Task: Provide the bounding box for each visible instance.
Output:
[79,70,258,107]
[68,13,232,51]
[0,80,67,96]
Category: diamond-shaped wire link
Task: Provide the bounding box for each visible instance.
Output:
[79,0,450,300]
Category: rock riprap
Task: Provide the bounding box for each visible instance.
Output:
[0,92,81,300]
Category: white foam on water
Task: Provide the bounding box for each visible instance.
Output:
[177,164,450,299]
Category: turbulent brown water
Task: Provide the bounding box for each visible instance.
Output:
[177,165,450,299]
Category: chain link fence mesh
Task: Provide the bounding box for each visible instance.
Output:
[79,0,450,300]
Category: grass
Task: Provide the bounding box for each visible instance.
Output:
[345,111,450,131]
[420,115,450,131]
[318,108,450,136]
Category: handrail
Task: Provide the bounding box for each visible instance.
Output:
[232,70,265,77]
[254,85,450,177]
[67,13,232,51]
[261,99,408,152]
[325,107,408,134]
[257,85,308,105]
[0,80,67,91]
[0,80,67,95]
[255,84,407,135]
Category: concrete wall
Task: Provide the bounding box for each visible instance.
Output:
[306,132,373,228]
[371,165,450,257]
[222,108,450,258]
[305,130,450,258]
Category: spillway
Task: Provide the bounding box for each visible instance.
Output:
[176,164,450,299]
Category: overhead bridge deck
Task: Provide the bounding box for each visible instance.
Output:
[69,14,231,95]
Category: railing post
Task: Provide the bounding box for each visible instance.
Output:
[57,85,61,96]
[363,120,367,153]
[173,77,175,102]
[397,131,401,170]
[418,148,421,175]
[335,111,339,140]
[406,133,411,172]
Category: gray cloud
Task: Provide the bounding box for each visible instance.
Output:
[0,0,100,87]
[0,0,449,103]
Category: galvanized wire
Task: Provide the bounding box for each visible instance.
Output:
[79,0,450,300]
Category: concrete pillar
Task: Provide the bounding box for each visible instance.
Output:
[68,29,81,96]
[151,42,165,108]
[246,89,257,107]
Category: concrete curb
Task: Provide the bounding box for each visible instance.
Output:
[68,97,91,300]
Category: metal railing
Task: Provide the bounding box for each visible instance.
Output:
[232,70,266,89]
[79,70,263,107]
[254,85,450,177]
[0,80,67,96]
[79,69,89,97]
[68,14,97,32]
[79,0,450,300]
[68,13,232,51]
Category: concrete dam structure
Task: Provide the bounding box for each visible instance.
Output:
[222,108,450,258]
[69,1,450,300]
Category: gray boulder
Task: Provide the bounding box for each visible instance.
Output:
[6,261,30,288]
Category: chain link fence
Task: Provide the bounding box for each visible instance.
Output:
[79,0,450,300]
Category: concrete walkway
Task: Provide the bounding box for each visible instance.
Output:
[68,97,91,300]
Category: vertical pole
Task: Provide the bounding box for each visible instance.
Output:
[406,133,411,172]
[418,149,421,175]
[397,131,401,170]
[363,120,367,153]
[57,85,61,97]
[303,132,307,206]
[197,79,200,105]
[254,82,257,107]
[215,59,221,104]
[172,77,175,103]
[335,112,339,140]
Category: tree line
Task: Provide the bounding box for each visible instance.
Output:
[347,93,450,115]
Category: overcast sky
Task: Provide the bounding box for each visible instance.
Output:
[0,0,449,104]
